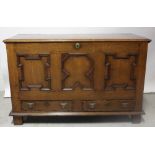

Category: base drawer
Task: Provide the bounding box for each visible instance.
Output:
[83,100,135,112]
[22,101,73,112]
[21,99,135,112]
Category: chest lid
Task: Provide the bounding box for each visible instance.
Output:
[3,34,151,43]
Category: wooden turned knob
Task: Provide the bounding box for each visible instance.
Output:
[88,103,96,109]
[27,102,34,109]
[60,102,68,109]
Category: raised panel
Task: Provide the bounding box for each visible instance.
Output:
[17,54,51,91]
[61,53,94,90]
[104,54,138,90]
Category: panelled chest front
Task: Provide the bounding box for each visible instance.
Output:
[4,34,151,124]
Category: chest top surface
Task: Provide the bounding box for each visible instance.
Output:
[3,34,151,43]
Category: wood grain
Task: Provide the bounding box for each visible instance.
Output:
[4,34,151,124]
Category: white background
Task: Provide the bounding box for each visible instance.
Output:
[0,27,155,96]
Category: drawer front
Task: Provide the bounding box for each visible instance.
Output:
[83,100,135,112]
[22,101,72,112]
[21,100,83,112]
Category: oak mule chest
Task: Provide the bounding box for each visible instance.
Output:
[4,34,151,125]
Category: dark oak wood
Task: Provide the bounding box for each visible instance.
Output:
[4,34,151,125]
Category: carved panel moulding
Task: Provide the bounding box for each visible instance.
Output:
[61,53,94,90]
[104,53,138,90]
[17,53,51,91]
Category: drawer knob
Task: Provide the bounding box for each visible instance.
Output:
[27,102,34,109]
[75,42,80,49]
[88,103,96,109]
[60,102,68,109]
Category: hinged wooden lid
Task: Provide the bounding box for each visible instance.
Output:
[3,34,151,43]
